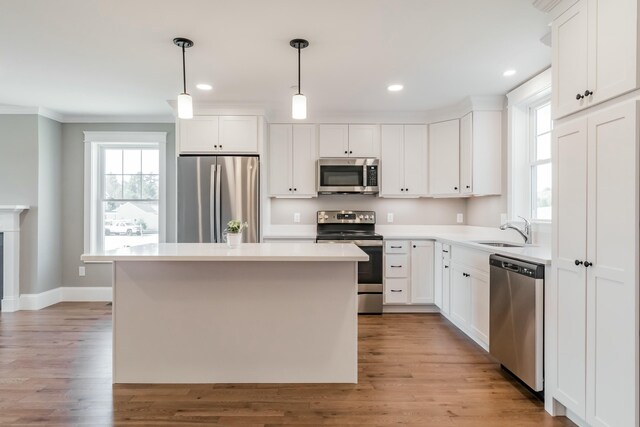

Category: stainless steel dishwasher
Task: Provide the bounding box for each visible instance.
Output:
[489,254,544,392]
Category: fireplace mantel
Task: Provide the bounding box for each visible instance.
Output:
[0,205,29,312]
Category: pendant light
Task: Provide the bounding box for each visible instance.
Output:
[173,37,194,119]
[290,39,309,120]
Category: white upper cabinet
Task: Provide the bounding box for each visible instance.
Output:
[459,111,502,196]
[218,116,258,153]
[348,125,380,157]
[318,124,380,158]
[380,124,428,197]
[552,0,639,119]
[428,119,460,196]
[551,101,639,426]
[178,116,220,154]
[268,124,317,198]
[178,115,258,154]
[318,125,349,157]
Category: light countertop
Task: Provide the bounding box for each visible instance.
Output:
[263,225,551,264]
[81,242,369,262]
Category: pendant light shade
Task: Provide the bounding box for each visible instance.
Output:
[177,93,193,119]
[173,37,194,119]
[292,94,307,120]
[290,39,309,120]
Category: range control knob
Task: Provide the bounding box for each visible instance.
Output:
[364,215,370,220]
[359,215,364,219]
[324,215,329,219]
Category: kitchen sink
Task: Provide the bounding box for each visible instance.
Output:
[474,241,525,248]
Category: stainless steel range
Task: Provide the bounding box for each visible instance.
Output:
[316,210,383,314]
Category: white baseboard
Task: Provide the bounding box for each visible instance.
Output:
[16,286,112,311]
[383,304,440,313]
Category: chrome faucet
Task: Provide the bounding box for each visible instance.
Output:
[500,216,532,244]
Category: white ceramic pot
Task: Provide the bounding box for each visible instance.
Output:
[226,232,242,248]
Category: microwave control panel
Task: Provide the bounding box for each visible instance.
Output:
[366,166,378,186]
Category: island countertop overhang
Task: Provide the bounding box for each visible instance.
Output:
[81,242,369,262]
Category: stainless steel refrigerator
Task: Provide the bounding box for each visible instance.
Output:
[178,156,259,243]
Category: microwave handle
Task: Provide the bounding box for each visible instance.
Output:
[363,166,367,187]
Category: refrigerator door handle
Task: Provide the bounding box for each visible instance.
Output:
[216,164,222,243]
[210,164,216,242]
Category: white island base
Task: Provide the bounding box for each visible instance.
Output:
[83,243,367,384]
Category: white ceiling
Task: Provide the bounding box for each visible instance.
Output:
[0,0,551,119]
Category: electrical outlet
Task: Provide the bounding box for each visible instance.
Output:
[78,266,86,277]
[387,213,394,223]
[457,213,464,224]
[293,212,301,223]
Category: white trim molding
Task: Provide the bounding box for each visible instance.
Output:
[0,105,64,122]
[18,286,113,311]
[83,131,167,144]
[0,205,29,312]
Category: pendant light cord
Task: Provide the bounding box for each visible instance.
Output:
[297,45,301,95]
[182,45,187,94]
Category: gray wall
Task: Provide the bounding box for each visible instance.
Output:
[36,116,63,293]
[271,196,467,225]
[0,115,40,294]
[61,123,176,287]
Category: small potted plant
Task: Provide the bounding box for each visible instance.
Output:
[224,220,248,248]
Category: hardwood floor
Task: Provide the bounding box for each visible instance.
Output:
[0,302,574,426]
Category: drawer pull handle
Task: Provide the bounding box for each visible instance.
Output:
[444,265,449,269]
[390,265,402,268]
[390,246,402,248]
[390,289,403,292]
[443,250,449,253]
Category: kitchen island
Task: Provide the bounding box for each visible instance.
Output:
[81,243,368,384]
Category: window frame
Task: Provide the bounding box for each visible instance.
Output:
[83,132,167,255]
[529,98,552,222]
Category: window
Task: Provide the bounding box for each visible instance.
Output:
[507,68,552,224]
[530,101,552,220]
[84,132,167,253]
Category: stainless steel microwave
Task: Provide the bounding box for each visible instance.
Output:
[317,158,379,194]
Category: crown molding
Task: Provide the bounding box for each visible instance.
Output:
[531,0,562,13]
[0,105,64,122]
[64,114,174,123]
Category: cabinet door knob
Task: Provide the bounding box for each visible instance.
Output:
[575,260,584,266]
[466,185,470,189]
[289,188,292,191]
[401,188,404,191]
[584,90,593,97]
[576,93,584,100]
[454,187,458,190]
[344,150,348,154]
[294,188,297,191]
[413,245,416,248]
[444,265,449,269]
[214,145,218,148]
[584,261,593,268]
[349,151,353,154]
[405,188,409,191]
[219,145,223,150]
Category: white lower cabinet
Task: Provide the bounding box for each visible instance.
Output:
[551,101,639,426]
[435,244,490,350]
[383,240,434,307]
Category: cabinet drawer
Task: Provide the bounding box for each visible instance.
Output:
[441,243,451,260]
[384,278,409,304]
[385,240,409,254]
[451,245,489,273]
[385,254,409,277]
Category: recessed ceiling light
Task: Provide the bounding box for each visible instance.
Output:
[387,84,404,92]
[196,83,213,90]
[503,69,516,77]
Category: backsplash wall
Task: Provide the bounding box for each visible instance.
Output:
[270,196,467,225]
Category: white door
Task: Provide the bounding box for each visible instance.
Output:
[268,124,292,196]
[469,270,490,347]
[429,119,460,195]
[218,116,258,153]
[404,125,428,196]
[434,242,443,309]
[588,0,638,107]
[449,263,470,330]
[291,124,317,197]
[459,113,473,195]
[410,241,434,304]
[178,116,219,154]
[318,125,349,157]
[552,0,589,119]
[348,125,380,157]
[552,117,588,417]
[585,102,638,427]
[380,125,405,196]
[441,259,451,316]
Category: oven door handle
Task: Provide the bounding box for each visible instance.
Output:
[316,240,383,247]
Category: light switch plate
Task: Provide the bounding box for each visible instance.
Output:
[457,213,464,223]
[293,213,301,223]
[78,266,86,277]
[387,213,394,223]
